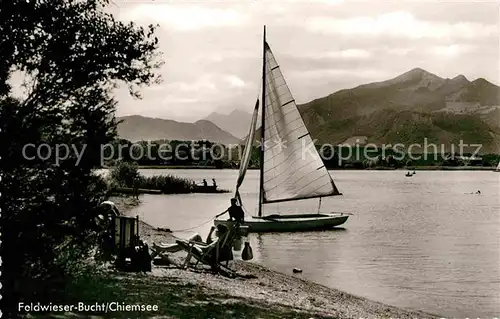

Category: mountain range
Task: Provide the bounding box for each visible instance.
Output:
[297,68,500,152]
[117,68,500,153]
[116,115,240,145]
[204,109,253,139]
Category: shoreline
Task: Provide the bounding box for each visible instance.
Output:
[105,165,495,171]
[110,196,440,319]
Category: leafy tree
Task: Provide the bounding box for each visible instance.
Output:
[110,160,140,188]
[0,0,162,316]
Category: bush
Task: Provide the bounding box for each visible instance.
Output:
[108,161,195,194]
[0,0,161,315]
[138,175,194,194]
[110,161,141,188]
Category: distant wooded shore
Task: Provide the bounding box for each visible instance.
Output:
[102,139,500,171]
[103,165,496,171]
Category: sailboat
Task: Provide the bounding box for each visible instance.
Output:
[214,26,349,232]
[495,161,500,172]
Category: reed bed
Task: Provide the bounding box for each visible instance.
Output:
[137,175,194,194]
[107,161,229,194]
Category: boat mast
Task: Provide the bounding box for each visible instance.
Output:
[258,25,266,217]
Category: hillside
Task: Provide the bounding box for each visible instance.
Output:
[117,115,240,145]
[118,69,500,153]
[297,68,500,153]
[203,109,252,139]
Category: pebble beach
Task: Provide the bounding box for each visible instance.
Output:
[110,196,440,319]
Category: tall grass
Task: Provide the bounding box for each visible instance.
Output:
[136,174,194,194]
[108,161,229,194]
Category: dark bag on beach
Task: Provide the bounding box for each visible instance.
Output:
[241,242,253,261]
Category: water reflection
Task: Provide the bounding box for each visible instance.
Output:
[123,169,499,317]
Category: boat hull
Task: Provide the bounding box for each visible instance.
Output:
[193,185,219,193]
[214,213,349,233]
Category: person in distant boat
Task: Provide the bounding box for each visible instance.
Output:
[203,179,208,187]
[212,178,217,188]
[216,198,244,223]
[476,190,481,194]
[132,176,140,199]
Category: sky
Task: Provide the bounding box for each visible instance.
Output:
[112,1,499,121]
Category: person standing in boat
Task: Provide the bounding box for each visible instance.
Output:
[217,198,244,223]
[212,178,217,188]
[132,176,140,199]
[202,179,208,187]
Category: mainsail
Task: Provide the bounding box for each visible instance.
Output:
[261,42,341,203]
[496,161,500,171]
[235,99,259,204]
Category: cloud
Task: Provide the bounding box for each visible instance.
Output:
[165,76,218,93]
[300,49,372,59]
[111,1,499,121]
[289,68,390,80]
[162,96,200,104]
[121,4,246,30]
[431,44,478,56]
[385,47,415,56]
[306,11,497,39]
[270,0,344,5]
[193,51,256,63]
[164,74,249,92]
[225,75,245,88]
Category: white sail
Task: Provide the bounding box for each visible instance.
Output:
[261,42,341,203]
[496,161,500,171]
[236,100,259,198]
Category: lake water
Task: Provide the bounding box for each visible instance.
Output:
[122,169,499,317]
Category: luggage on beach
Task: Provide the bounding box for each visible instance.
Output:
[242,242,253,260]
[233,237,242,251]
